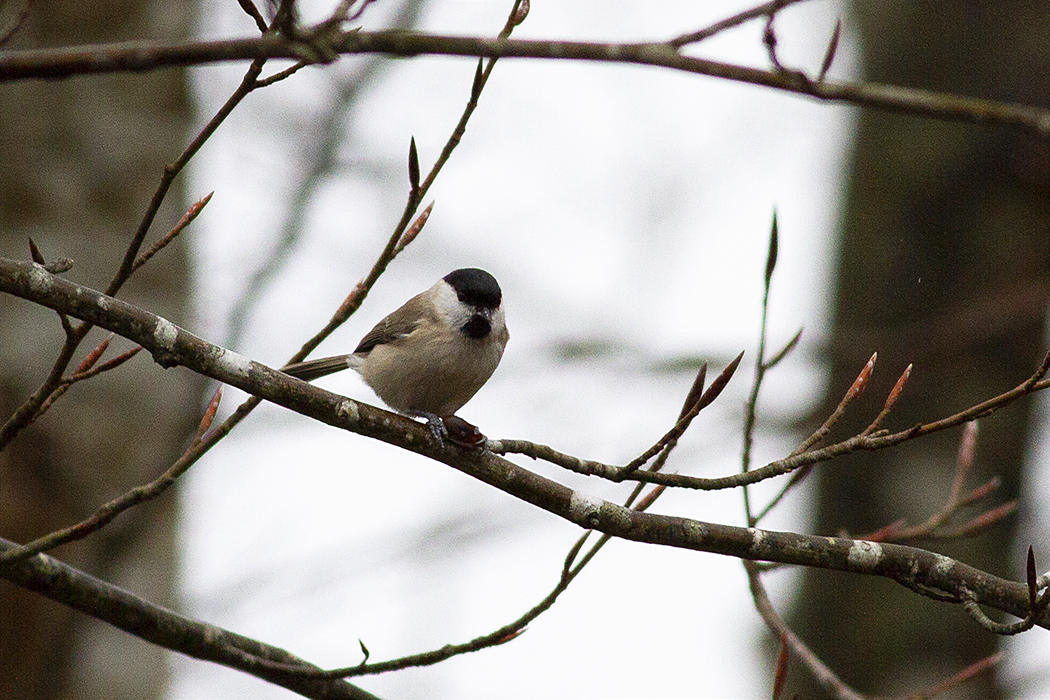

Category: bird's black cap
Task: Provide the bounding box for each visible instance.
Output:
[444,268,502,309]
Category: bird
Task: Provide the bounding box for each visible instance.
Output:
[282,268,508,440]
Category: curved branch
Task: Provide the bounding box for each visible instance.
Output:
[2,31,1049,137]
[0,256,1046,636]
[0,539,379,700]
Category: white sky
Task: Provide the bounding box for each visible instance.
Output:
[166,1,1050,698]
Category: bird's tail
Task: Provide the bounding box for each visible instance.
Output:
[281,354,360,381]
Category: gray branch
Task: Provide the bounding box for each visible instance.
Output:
[0,537,379,699]
[1,255,1046,685]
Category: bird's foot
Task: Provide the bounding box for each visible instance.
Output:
[421,413,448,444]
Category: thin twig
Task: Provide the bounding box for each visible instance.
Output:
[744,561,866,700]
[493,349,1050,493]
[669,0,810,48]
[896,653,1000,700]
[235,0,268,33]
[132,191,213,271]
[741,212,780,524]
[0,0,33,48]
[35,346,143,418]
[619,354,741,478]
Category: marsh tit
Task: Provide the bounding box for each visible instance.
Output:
[283,268,508,437]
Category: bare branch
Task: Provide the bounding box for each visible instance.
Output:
[817,19,842,82]
[0,0,32,49]
[669,0,810,48]
[2,31,1050,137]
[1,259,1048,633]
[620,352,742,477]
[132,191,213,272]
[0,538,379,700]
[744,561,865,700]
[896,653,1000,700]
[235,0,268,33]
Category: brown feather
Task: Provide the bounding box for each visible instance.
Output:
[353,292,431,354]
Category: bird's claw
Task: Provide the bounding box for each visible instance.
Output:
[424,414,449,444]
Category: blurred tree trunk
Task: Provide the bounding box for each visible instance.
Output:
[0,1,200,699]
[788,2,1050,698]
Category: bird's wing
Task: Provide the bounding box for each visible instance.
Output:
[353,292,429,355]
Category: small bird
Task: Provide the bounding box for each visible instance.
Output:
[283,268,508,438]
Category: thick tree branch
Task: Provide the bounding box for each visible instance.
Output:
[1,256,1048,636]
[0,538,379,700]
[2,31,1050,137]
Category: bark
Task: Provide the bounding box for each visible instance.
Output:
[788,2,1050,697]
[0,1,199,698]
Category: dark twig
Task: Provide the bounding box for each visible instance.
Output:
[3,33,1050,139]
[35,346,143,418]
[669,0,809,48]
[0,0,32,48]
[896,653,1001,700]
[817,19,842,82]
[745,561,865,700]
[618,353,742,478]
[764,327,803,370]
[236,0,268,33]
[741,211,780,524]
[132,191,213,272]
